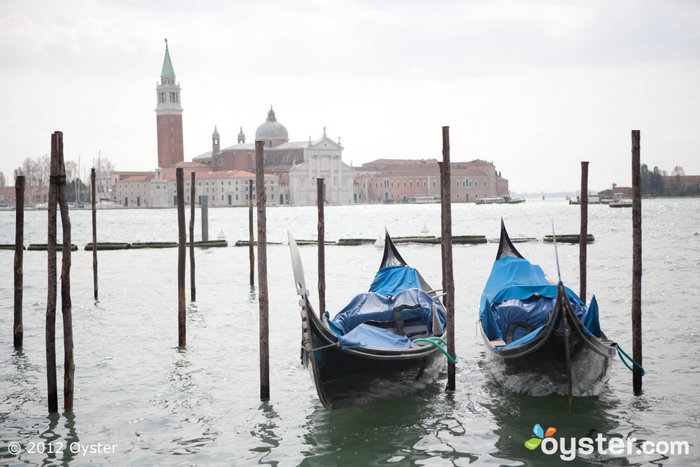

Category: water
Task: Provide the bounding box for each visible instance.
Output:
[1,198,699,465]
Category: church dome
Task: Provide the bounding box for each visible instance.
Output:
[255,107,288,144]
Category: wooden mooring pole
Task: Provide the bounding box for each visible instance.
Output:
[631,130,643,395]
[317,178,325,315]
[201,196,209,242]
[176,168,186,347]
[189,172,196,302]
[57,136,74,411]
[14,175,25,348]
[579,161,589,302]
[91,168,98,301]
[46,133,60,413]
[249,179,255,287]
[255,141,270,401]
[439,126,456,392]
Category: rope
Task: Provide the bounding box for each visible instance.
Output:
[614,343,646,376]
[413,337,458,364]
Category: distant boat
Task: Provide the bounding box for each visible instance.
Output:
[478,220,616,396]
[288,230,449,409]
[475,196,525,205]
[411,194,440,204]
[609,199,633,208]
[476,197,505,205]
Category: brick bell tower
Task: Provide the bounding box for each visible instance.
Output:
[156,39,184,168]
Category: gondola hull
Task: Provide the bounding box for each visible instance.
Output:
[480,324,615,396]
[303,300,445,409]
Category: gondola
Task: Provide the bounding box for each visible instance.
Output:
[478,220,616,396]
[288,231,449,409]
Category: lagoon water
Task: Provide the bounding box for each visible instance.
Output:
[1,198,699,465]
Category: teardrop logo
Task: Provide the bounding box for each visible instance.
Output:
[524,423,557,450]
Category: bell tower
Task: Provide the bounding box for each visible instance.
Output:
[156,39,184,168]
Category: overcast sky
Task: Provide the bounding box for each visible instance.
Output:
[1,0,698,193]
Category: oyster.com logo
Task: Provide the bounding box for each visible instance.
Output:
[523,422,690,462]
[524,424,557,450]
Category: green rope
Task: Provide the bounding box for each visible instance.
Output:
[413,337,458,364]
[615,344,645,376]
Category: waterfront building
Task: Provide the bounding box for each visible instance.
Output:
[193,109,354,204]
[354,159,508,203]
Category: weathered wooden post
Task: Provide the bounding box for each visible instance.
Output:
[46,132,60,413]
[317,178,325,314]
[176,168,186,347]
[439,126,456,392]
[255,140,270,401]
[189,172,196,302]
[249,179,255,287]
[91,168,98,301]
[14,175,25,348]
[631,130,643,395]
[579,161,589,302]
[57,135,74,411]
[201,196,209,242]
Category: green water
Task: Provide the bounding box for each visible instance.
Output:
[1,198,698,465]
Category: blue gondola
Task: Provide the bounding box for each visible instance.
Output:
[479,220,616,396]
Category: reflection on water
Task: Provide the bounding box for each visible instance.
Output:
[250,402,281,464]
[299,380,481,465]
[484,378,628,466]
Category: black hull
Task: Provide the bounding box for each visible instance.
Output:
[304,304,445,409]
[481,324,615,396]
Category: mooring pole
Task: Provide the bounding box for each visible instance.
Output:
[14,175,25,348]
[249,179,255,287]
[91,168,98,301]
[56,135,74,411]
[317,178,325,315]
[439,126,456,392]
[255,140,270,401]
[176,168,186,347]
[46,132,60,413]
[579,161,589,302]
[201,195,209,242]
[189,172,196,302]
[631,130,643,395]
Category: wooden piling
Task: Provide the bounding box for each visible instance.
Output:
[201,196,209,242]
[631,130,643,395]
[189,172,196,302]
[317,178,325,314]
[91,168,98,301]
[57,136,74,411]
[14,175,25,348]
[46,132,60,413]
[579,161,589,302]
[249,179,255,287]
[176,168,186,347]
[439,126,456,392]
[255,141,270,401]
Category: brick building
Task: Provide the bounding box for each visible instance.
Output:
[354,159,508,203]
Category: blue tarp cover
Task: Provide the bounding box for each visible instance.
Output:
[369,265,422,297]
[337,324,412,349]
[332,288,446,337]
[479,256,602,349]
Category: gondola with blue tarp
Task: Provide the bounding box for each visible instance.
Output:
[479,220,616,396]
[289,230,450,409]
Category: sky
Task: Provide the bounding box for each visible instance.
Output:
[1,0,699,193]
